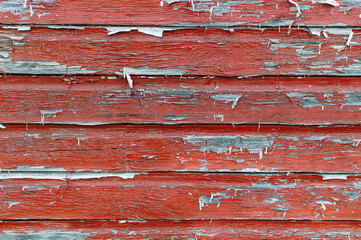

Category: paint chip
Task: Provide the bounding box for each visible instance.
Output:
[309,28,322,37]
[2,25,31,31]
[123,68,133,89]
[106,27,183,38]
[312,0,340,6]
[0,124,5,129]
[346,31,354,47]
[322,174,348,180]
[232,96,241,109]
[288,0,302,18]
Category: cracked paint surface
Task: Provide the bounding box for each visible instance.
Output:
[0,26,361,76]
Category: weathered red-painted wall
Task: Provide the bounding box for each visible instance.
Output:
[0,0,360,239]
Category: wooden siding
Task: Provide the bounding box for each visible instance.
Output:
[0,27,359,76]
[0,0,361,239]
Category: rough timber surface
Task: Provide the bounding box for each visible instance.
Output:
[0,26,360,76]
[0,173,361,220]
[2,75,361,124]
[2,0,361,237]
[1,220,361,239]
[3,124,361,173]
[0,0,360,27]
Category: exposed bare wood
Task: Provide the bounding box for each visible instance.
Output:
[3,124,361,173]
[0,0,359,27]
[1,75,361,124]
[1,220,361,239]
[0,27,359,76]
[0,173,360,220]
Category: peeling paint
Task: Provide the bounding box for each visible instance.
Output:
[288,0,302,18]
[264,62,278,71]
[322,174,348,180]
[199,192,233,210]
[47,25,85,30]
[22,185,60,191]
[285,92,334,108]
[316,200,336,211]
[13,166,66,171]
[273,205,289,212]
[164,115,189,121]
[211,94,242,109]
[340,0,361,11]
[40,109,63,124]
[0,172,146,180]
[0,230,92,240]
[4,201,20,208]
[183,135,274,155]
[309,28,322,37]
[106,26,184,37]
[221,183,297,191]
[116,66,184,76]
[312,0,340,6]
[0,59,97,75]
[2,25,30,31]
[0,0,56,17]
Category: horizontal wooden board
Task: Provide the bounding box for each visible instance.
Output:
[1,220,361,239]
[0,173,360,220]
[0,26,359,76]
[1,75,361,124]
[3,124,361,173]
[0,0,359,27]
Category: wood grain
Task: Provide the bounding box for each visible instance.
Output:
[1,0,360,236]
[0,0,359,27]
[1,220,361,239]
[0,26,359,76]
[3,124,361,173]
[0,173,360,220]
[1,75,361,124]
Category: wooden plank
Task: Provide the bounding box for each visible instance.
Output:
[0,0,359,27]
[0,26,359,76]
[3,124,361,173]
[1,75,361,124]
[1,220,361,239]
[0,173,360,220]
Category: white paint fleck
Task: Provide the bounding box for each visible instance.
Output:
[40,109,63,124]
[312,0,340,6]
[0,172,146,180]
[14,166,66,171]
[5,201,20,208]
[309,28,322,37]
[116,66,184,76]
[322,174,348,180]
[48,25,86,30]
[213,115,224,121]
[123,67,133,89]
[316,200,336,211]
[0,124,5,129]
[240,168,261,172]
[322,30,328,38]
[288,0,302,18]
[106,26,184,38]
[346,31,354,47]
[2,25,30,31]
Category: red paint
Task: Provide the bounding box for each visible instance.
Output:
[1,27,360,76]
[1,0,361,235]
[0,75,361,124]
[3,124,361,173]
[0,173,359,220]
[0,0,359,27]
[0,220,360,239]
